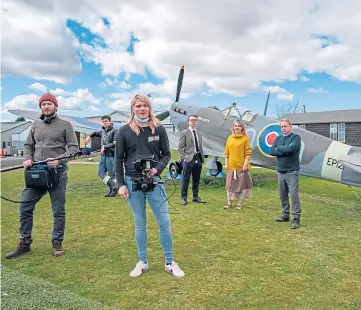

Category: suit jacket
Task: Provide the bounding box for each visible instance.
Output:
[178,128,205,163]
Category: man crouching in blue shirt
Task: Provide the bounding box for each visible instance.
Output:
[270,118,301,229]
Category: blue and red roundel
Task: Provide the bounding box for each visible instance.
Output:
[257,123,283,157]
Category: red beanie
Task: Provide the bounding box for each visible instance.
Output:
[39,93,58,107]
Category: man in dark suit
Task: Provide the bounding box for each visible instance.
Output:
[178,115,206,205]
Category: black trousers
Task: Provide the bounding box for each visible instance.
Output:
[181,154,202,199]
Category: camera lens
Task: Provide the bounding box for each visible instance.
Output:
[141,183,149,192]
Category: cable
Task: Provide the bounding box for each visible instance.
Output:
[1,150,101,204]
[1,169,68,204]
[150,159,180,215]
[0,194,45,204]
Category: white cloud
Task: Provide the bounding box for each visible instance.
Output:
[51,88,73,96]
[2,0,361,97]
[107,91,133,110]
[90,105,100,111]
[119,81,131,89]
[106,91,171,110]
[277,93,294,101]
[1,1,82,83]
[108,99,131,111]
[307,87,329,94]
[4,94,39,110]
[263,85,294,101]
[28,83,47,92]
[4,88,101,111]
[151,97,173,106]
[55,88,101,110]
[105,78,114,86]
[300,76,310,82]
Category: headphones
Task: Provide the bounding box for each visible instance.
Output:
[40,114,55,124]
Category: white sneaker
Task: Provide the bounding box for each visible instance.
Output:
[130,261,149,277]
[165,261,185,278]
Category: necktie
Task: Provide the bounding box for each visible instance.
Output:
[193,130,200,153]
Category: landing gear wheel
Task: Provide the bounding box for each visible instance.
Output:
[209,161,223,176]
[169,162,178,179]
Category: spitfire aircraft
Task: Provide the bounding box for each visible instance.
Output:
[8,67,361,191]
[161,66,361,190]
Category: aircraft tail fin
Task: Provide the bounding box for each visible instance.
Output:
[340,155,361,173]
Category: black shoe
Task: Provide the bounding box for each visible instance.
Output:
[5,241,31,259]
[105,179,118,197]
[52,240,65,256]
[193,197,206,203]
[291,218,300,229]
[275,216,290,222]
[181,198,187,205]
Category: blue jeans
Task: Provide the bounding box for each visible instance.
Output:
[125,176,173,264]
[98,156,115,179]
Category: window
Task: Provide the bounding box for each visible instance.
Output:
[337,123,345,142]
[228,107,241,118]
[221,108,231,117]
[294,124,306,129]
[330,123,345,142]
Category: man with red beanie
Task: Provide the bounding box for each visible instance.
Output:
[5,93,79,259]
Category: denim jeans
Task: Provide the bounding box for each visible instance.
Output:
[277,170,301,219]
[98,155,115,179]
[125,176,173,264]
[19,167,68,245]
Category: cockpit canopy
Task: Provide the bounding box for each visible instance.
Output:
[221,106,255,123]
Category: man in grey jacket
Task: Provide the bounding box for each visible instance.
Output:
[178,115,206,205]
[85,115,118,197]
[6,93,79,259]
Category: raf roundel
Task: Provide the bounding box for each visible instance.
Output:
[257,123,283,157]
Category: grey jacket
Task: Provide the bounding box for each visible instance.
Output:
[24,114,79,163]
[89,125,118,156]
[178,128,205,163]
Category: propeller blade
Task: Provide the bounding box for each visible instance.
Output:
[156,110,170,121]
[263,90,271,116]
[175,66,184,102]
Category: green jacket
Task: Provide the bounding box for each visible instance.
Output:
[270,133,301,172]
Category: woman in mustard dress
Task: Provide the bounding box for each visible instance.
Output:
[224,120,253,209]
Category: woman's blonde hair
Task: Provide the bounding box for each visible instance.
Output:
[128,94,160,135]
[232,119,246,135]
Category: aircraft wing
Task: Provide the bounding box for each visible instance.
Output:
[339,155,361,174]
[166,130,225,158]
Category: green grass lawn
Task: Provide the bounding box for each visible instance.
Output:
[1,158,361,309]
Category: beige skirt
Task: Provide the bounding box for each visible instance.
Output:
[226,170,253,200]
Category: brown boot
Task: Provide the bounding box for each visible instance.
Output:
[5,241,31,259]
[52,240,65,256]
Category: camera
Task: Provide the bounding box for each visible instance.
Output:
[132,176,156,192]
[134,157,154,172]
[132,157,163,192]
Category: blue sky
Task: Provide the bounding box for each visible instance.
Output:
[1,1,361,121]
